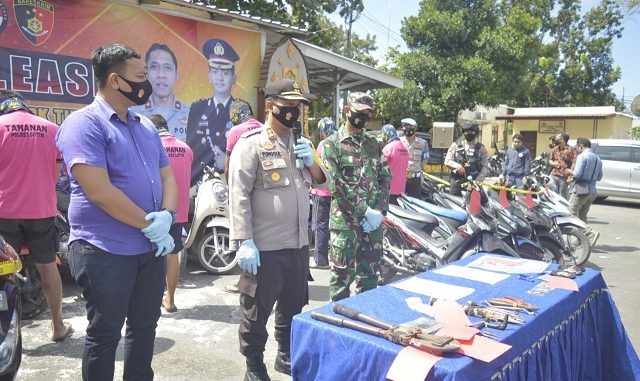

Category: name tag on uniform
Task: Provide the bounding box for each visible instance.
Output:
[261,151,283,158]
[261,158,287,170]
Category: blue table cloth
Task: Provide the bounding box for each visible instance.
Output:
[292,254,640,381]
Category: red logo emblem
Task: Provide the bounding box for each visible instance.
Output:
[13,0,54,46]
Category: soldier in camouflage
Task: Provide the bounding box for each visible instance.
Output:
[323,93,391,302]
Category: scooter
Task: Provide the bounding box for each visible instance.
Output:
[184,165,236,274]
[0,234,23,380]
[380,186,521,284]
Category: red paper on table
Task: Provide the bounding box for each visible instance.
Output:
[455,335,512,363]
[543,275,579,291]
[386,346,442,381]
[431,299,472,327]
[436,325,479,341]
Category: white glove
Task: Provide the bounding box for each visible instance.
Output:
[237,239,260,275]
[364,207,383,230]
[141,211,173,241]
[154,233,175,257]
[293,138,315,167]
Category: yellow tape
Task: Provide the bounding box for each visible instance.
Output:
[422,172,450,186]
[0,260,22,276]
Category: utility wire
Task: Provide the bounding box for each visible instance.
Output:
[362,9,404,41]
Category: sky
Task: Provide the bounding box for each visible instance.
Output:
[330,0,640,109]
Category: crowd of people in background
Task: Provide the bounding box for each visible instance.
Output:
[0,41,607,381]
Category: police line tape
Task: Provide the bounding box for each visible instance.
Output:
[422,171,543,195]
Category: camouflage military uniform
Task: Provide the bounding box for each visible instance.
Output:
[323,124,391,301]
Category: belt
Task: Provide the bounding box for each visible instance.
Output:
[406,172,421,179]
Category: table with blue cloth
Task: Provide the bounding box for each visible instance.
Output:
[292,254,640,380]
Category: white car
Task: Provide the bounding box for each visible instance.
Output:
[587,139,640,200]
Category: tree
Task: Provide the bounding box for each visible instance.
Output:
[620,0,640,13]
[374,0,626,128]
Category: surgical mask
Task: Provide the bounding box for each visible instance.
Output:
[404,127,416,137]
[348,112,370,129]
[117,75,152,105]
[463,132,476,142]
[273,104,300,128]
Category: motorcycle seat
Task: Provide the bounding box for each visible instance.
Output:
[406,197,467,223]
[388,205,439,225]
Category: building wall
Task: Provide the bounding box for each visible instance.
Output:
[512,116,632,156]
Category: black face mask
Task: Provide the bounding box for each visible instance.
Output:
[273,105,300,128]
[348,112,370,130]
[117,75,152,105]
[404,127,416,137]
[463,132,476,142]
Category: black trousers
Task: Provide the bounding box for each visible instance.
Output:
[238,246,309,356]
[405,177,422,198]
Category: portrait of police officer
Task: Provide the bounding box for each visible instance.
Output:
[130,43,190,142]
[186,38,239,184]
[228,79,328,380]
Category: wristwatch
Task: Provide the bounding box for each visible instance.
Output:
[161,208,177,225]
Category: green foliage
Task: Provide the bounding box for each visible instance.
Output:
[374,0,625,125]
[208,1,378,125]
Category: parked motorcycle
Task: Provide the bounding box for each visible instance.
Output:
[488,149,506,177]
[380,185,522,284]
[184,165,236,274]
[0,234,23,380]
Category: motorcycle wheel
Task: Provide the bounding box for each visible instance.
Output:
[560,226,591,266]
[19,263,47,319]
[538,236,564,264]
[196,227,237,275]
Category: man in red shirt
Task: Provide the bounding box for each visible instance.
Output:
[381,124,409,205]
[148,114,193,313]
[0,90,72,341]
[224,99,263,180]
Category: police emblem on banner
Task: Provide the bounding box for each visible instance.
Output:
[0,0,8,34]
[13,0,54,46]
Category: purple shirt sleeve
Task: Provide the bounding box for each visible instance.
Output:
[56,112,108,171]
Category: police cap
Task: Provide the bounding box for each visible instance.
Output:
[202,39,239,69]
[265,79,311,105]
[401,118,417,127]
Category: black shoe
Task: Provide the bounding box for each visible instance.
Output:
[274,350,291,376]
[245,355,271,381]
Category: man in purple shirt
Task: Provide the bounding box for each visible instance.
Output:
[56,43,178,381]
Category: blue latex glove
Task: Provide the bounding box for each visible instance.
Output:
[365,207,384,230]
[141,211,173,241]
[153,233,175,257]
[362,218,375,233]
[293,138,315,167]
[237,239,260,275]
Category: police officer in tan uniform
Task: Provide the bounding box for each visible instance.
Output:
[229,79,328,381]
[400,118,429,197]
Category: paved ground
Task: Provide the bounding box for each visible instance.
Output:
[16,197,640,380]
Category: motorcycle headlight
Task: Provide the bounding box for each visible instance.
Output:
[212,182,228,205]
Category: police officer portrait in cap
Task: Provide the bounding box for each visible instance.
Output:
[444,121,490,196]
[130,43,190,142]
[186,38,239,183]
